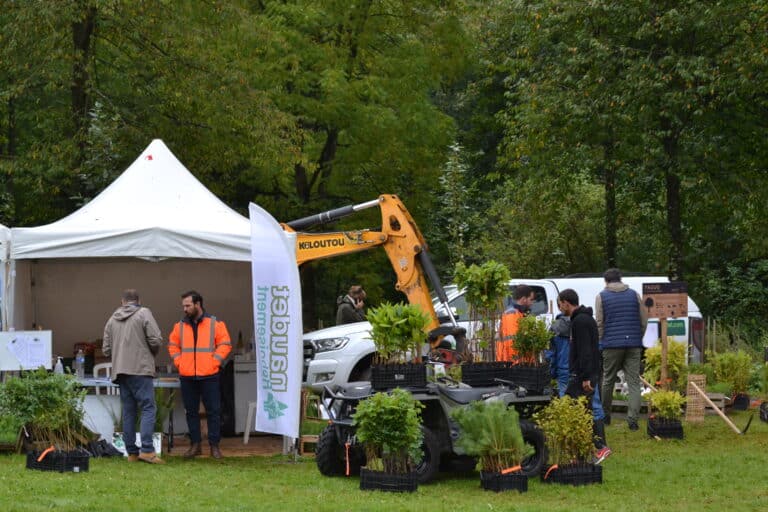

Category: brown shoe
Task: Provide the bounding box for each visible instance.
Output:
[210,443,222,459]
[183,442,202,459]
[127,454,139,462]
[138,452,165,464]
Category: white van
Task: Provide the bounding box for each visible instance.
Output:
[302,276,704,392]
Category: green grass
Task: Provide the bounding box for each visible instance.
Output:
[1,412,767,512]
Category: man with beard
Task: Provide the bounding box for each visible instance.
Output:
[169,290,232,459]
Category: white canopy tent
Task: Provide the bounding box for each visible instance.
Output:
[8,140,257,362]
[0,223,10,330]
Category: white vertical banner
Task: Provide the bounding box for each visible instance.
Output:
[249,203,303,439]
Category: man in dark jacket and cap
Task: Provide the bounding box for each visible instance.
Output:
[557,288,611,464]
[336,285,366,325]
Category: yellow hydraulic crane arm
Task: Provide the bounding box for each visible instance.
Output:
[282,194,459,346]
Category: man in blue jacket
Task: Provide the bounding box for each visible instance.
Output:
[595,268,648,431]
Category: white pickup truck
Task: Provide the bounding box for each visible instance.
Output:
[302,276,704,392]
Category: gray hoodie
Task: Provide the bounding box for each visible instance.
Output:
[102,304,163,380]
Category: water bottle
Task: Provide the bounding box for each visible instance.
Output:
[54,356,64,375]
[75,349,85,379]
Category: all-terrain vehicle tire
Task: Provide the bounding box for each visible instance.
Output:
[414,426,441,484]
[519,420,547,477]
[316,424,363,476]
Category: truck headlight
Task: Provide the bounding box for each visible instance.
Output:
[312,337,349,353]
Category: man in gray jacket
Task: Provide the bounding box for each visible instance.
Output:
[103,289,164,463]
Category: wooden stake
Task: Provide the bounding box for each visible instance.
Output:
[688,381,743,435]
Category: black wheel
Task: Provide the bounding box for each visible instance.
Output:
[316,425,363,476]
[414,426,441,484]
[519,420,547,477]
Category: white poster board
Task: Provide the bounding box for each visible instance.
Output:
[0,330,52,370]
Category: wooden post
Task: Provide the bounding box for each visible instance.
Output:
[660,318,669,390]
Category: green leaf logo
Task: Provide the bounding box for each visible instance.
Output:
[263,392,288,420]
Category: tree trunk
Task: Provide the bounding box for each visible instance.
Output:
[71,3,97,164]
[316,128,339,199]
[602,140,617,268]
[662,121,683,281]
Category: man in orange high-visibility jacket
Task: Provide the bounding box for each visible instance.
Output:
[496,285,535,362]
[169,290,232,459]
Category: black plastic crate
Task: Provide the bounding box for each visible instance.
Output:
[359,468,417,492]
[541,463,602,486]
[26,449,90,473]
[480,471,528,493]
[502,363,551,395]
[460,362,509,387]
[647,418,684,439]
[371,363,427,391]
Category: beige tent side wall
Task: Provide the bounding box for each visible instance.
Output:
[11,258,253,364]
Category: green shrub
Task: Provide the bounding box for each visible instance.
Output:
[366,302,430,363]
[687,363,715,386]
[0,368,89,450]
[711,350,753,394]
[647,390,686,421]
[454,260,510,355]
[534,396,594,465]
[643,341,688,390]
[514,315,551,363]
[352,388,424,475]
[450,401,528,473]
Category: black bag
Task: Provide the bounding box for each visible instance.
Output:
[760,401,768,423]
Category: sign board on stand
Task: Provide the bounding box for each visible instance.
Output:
[0,331,52,371]
[642,283,688,389]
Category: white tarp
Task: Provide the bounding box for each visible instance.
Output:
[11,139,251,261]
[4,141,255,360]
[249,202,302,439]
[1,223,9,330]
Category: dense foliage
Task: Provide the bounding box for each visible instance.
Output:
[366,302,430,363]
[2,1,768,338]
[450,400,527,473]
[534,396,595,465]
[352,388,424,475]
[0,368,89,450]
[647,390,686,421]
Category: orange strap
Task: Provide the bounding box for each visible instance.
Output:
[543,464,559,480]
[500,465,522,475]
[37,445,55,462]
[344,442,351,476]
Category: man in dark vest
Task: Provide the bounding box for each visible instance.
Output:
[595,268,648,431]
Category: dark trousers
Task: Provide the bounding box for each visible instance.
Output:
[180,374,222,445]
[117,375,157,454]
[565,375,606,449]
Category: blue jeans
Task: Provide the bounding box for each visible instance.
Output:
[180,374,221,445]
[557,372,604,420]
[117,375,157,455]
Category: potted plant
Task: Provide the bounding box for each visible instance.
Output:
[647,389,686,439]
[711,350,753,410]
[644,341,688,391]
[367,302,430,390]
[450,400,529,493]
[504,315,553,394]
[453,261,514,386]
[352,388,424,492]
[453,260,510,363]
[0,368,92,472]
[534,396,602,486]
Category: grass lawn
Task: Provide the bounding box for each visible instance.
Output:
[1,411,766,512]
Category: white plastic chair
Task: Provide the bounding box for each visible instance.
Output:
[93,362,117,395]
[243,401,257,444]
